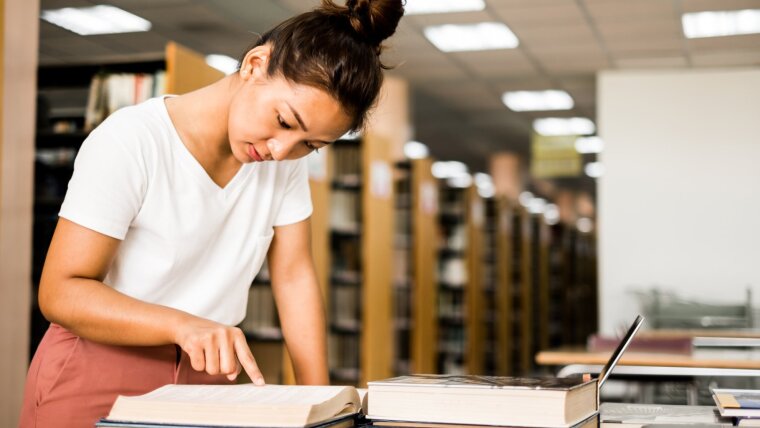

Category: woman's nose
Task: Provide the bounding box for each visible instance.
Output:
[266,137,299,161]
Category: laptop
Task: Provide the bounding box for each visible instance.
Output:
[598,314,645,391]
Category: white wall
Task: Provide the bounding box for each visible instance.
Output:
[598,68,760,334]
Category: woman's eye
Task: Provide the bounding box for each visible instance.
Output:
[277,115,291,129]
[305,141,319,153]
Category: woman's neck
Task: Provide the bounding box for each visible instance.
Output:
[165,76,245,186]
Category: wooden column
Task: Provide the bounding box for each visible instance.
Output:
[165,41,224,94]
[1,0,38,424]
[360,76,408,384]
[411,158,438,374]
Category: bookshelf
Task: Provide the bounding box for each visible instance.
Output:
[482,197,499,375]
[531,213,551,364]
[391,158,439,376]
[436,184,486,375]
[392,160,413,376]
[31,42,223,357]
[436,183,468,374]
[464,187,485,376]
[327,135,395,386]
[511,205,533,376]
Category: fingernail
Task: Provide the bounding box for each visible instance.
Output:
[254,377,265,386]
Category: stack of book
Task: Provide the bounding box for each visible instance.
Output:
[366,374,599,428]
[713,388,760,426]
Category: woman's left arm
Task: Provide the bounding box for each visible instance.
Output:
[268,217,329,385]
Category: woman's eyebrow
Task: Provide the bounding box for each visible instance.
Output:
[286,102,308,132]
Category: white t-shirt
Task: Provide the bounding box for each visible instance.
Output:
[59,97,312,325]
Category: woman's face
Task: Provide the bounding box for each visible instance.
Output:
[228,52,352,164]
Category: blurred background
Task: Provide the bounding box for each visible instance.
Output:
[2,0,760,424]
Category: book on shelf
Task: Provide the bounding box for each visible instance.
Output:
[712,388,760,418]
[98,384,368,428]
[366,316,645,428]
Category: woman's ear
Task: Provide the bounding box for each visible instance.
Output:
[239,45,272,81]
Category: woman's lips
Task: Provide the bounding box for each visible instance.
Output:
[248,144,263,162]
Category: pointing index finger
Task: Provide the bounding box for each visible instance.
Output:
[234,336,265,385]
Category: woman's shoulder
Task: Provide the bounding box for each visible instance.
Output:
[94,97,171,138]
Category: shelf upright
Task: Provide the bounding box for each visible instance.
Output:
[493,196,514,376]
[464,186,485,375]
[410,158,439,375]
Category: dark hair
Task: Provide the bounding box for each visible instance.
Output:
[239,0,404,131]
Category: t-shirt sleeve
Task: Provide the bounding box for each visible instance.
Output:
[58,117,147,240]
[273,157,313,227]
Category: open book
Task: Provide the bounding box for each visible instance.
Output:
[98,384,367,428]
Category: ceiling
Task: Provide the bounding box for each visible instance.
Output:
[38,0,760,188]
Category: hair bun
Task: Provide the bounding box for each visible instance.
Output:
[323,0,404,47]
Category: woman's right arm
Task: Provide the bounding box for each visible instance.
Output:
[38,218,265,383]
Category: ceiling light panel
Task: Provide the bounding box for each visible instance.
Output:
[502,90,574,112]
[424,22,519,52]
[405,0,486,15]
[533,117,596,136]
[41,5,152,36]
[682,9,760,39]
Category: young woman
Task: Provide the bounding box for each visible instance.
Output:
[20,0,404,426]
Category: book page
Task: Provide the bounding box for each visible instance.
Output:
[126,384,353,405]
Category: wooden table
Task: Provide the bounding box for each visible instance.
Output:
[536,347,760,404]
[535,348,760,370]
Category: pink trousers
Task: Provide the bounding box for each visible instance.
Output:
[20,323,233,428]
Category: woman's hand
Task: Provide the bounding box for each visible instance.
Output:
[173,316,265,384]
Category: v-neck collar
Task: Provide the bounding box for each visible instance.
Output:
[157,95,253,197]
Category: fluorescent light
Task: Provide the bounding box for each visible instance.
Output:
[477,185,495,198]
[448,174,473,188]
[682,9,760,38]
[518,191,534,207]
[576,217,593,233]
[405,0,485,15]
[432,161,468,179]
[533,117,595,137]
[41,5,151,35]
[404,141,429,159]
[474,173,494,198]
[585,162,605,178]
[206,54,238,75]
[527,198,547,214]
[424,22,519,52]
[502,90,574,112]
[575,136,604,154]
[544,204,560,225]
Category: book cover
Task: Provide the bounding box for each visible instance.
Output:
[713,389,760,418]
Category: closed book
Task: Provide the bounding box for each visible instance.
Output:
[99,384,364,428]
[366,375,598,428]
[712,389,760,418]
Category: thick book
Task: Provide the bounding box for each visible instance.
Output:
[366,316,645,428]
[366,375,598,428]
[712,389,760,418]
[98,384,365,428]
